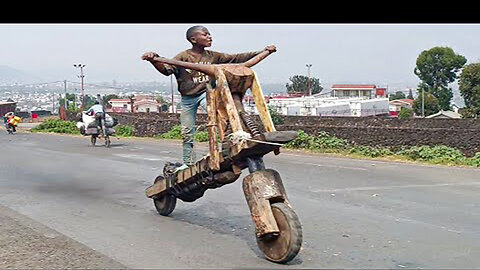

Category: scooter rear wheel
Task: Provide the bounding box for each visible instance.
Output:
[152,175,177,216]
[105,136,111,148]
[256,202,302,264]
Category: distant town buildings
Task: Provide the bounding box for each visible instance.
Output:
[0,101,16,116]
[260,84,390,117]
[0,81,464,119]
[389,99,414,117]
[108,99,132,113]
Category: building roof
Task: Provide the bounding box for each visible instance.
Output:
[390,99,414,105]
[331,84,376,89]
[0,101,17,105]
[109,99,131,103]
[134,99,160,106]
[426,110,462,119]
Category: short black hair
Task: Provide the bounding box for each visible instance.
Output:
[186,25,208,43]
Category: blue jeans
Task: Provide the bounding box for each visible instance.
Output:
[180,92,207,165]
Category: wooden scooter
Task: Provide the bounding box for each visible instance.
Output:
[145,50,302,263]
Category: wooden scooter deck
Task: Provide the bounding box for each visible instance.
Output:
[145,130,297,199]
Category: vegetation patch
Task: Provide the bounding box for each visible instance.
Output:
[154,125,209,142]
[285,129,479,167]
[114,125,134,137]
[31,119,80,134]
[32,122,480,168]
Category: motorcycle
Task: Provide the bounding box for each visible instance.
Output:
[76,112,117,147]
[4,115,21,134]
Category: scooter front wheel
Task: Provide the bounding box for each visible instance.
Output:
[256,202,303,264]
[91,135,97,146]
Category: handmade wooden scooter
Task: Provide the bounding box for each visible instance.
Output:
[145,50,302,263]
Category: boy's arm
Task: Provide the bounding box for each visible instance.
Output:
[215,45,276,64]
[141,52,177,76]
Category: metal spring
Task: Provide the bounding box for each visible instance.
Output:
[240,111,262,137]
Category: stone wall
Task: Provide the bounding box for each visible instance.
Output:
[107,112,480,157]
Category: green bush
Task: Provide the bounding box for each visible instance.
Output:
[115,125,134,137]
[284,130,317,149]
[156,125,209,142]
[398,107,414,119]
[350,145,393,158]
[32,119,80,134]
[157,125,182,140]
[396,145,467,164]
[316,131,349,149]
[194,131,209,142]
[268,106,285,125]
[285,130,349,151]
[467,152,480,167]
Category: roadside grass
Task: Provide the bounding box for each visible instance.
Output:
[284,130,480,168]
[30,120,480,168]
[31,119,80,134]
[153,124,209,142]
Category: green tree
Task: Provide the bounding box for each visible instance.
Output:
[102,94,120,108]
[414,46,467,111]
[458,62,480,118]
[398,107,414,119]
[412,91,441,117]
[286,75,323,95]
[389,91,406,100]
[267,106,284,125]
[65,93,78,112]
[84,95,96,109]
[407,89,414,99]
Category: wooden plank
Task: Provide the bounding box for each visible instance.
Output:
[206,83,220,171]
[243,171,281,237]
[251,71,276,132]
[145,180,166,198]
[215,67,244,133]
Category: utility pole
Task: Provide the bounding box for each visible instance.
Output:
[422,88,425,118]
[306,64,312,96]
[74,64,86,109]
[64,80,68,109]
[170,75,175,113]
[52,93,55,114]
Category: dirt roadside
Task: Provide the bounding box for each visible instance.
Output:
[0,204,127,269]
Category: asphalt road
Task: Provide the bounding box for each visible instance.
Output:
[0,128,479,269]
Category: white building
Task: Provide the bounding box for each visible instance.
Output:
[134,99,160,113]
[108,99,132,113]
[268,95,389,117]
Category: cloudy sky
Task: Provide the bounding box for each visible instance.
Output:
[1,23,479,90]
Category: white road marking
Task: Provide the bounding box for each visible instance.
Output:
[312,182,480,193]
[288,160,369,171]
[113,153,171,162]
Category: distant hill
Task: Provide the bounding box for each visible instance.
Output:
[0,65,41,84]
[254,83,287,95]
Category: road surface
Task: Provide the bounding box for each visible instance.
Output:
[0,129,479,268]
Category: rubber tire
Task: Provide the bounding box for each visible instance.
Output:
[91,136,97,146]
[256,202,303,264]
[153,176,177,216]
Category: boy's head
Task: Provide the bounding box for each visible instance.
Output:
[186,25,212,48]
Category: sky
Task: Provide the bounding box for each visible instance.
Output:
[1,23,480,91]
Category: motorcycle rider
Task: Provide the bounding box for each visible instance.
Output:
[84,101,105,134]
[4,112,20,133]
